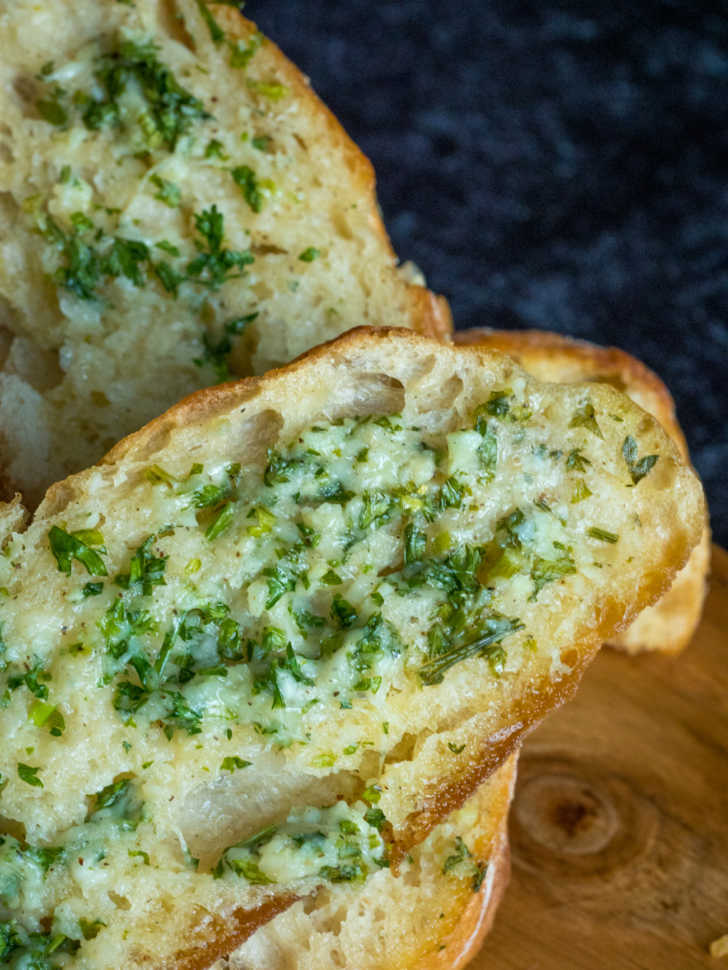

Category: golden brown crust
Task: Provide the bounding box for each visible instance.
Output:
[409,765,515,970]
[414,839,511,970]
[454,327,686,451]
[93,326,424,473]
[453,327,710,654]
[225,757,518,970]
[612,525,711,654]
[171,895,300,970]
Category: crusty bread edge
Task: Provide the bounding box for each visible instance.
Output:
[172,895,300,970]
[453,328,688,453]
[410,757,517,970]
[212,5,452,342]
[453,327,711,654]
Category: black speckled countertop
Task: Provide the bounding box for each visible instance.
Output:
[251,0,727,545]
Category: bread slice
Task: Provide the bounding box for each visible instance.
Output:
[455,328,710,653]
[227,755,517,970]
[0,328,703,968]
[0,0,450,506]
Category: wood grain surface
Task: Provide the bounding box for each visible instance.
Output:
[471,544,728,969]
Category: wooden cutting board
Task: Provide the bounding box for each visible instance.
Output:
[471,544,728,969]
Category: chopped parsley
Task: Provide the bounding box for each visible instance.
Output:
[443,836,470,873]
[220,756,252,772]
[530,548,577,599]
[86,777,143,830]
[48,526,107,577]
[622,435,659,485]
[571,479,592,503]
[569,402,603,438]
[194,0,226,45]
[419,614,522,686]
[330,594,358,629]
[29,701,65,737]
[299,247,320,262]
[36,90,68,126]
[231,165,264,212]
[17,763,43,788]
[229,31,264,69]
[246,78,290,100]
[115,535,167,595]
[205,138,228,159]
[81,39,210,150]
[150,174,181,207]
[587,526,619,544]
[566,447,591,472]
[186,205,254,290]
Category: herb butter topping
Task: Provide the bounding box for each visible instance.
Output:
[1,0,439,503]
[0,387,662,964]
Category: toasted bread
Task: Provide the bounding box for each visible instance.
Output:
[228,755,516,970]
[454,328,710,653]
[0,0,450,506]
[0,328,704,967]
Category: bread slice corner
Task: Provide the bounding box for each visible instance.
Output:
[0,328,705,967]
[454,327,710,653]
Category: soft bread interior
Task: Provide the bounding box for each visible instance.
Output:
[0,329,704,968]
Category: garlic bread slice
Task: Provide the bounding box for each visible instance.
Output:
[0,329,704,968]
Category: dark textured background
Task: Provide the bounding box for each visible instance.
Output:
[250,0,727,544]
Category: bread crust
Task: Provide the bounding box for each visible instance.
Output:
[410,815,511,970]
[210,5,451,344]
[2,328,704,968]
[173,894,300,970]
[453,327,710,654]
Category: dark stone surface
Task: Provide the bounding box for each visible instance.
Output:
[250,0,727,544]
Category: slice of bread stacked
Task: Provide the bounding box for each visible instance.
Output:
[0,2,709,968]
[0,329,704,968]
[0,0,448,505]
[455,329,710,654]
[229,756,517,970]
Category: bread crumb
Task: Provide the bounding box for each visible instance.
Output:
[710,935,728,958]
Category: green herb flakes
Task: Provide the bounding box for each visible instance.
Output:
[17,763,43,788]
[48,526,107,577]
[231,165,264,213]
[150,174,181,207]
[622,435,659,485]
[82,39,210,150]
[187,205,254,290]
[29,701,65,737]
[246,78,290,100]
[569,402,603,438]
[587,526,619,544]
[220,756,251,772]
[194,0,226,44]
[230,31,264,69]
[37,93,68,127]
